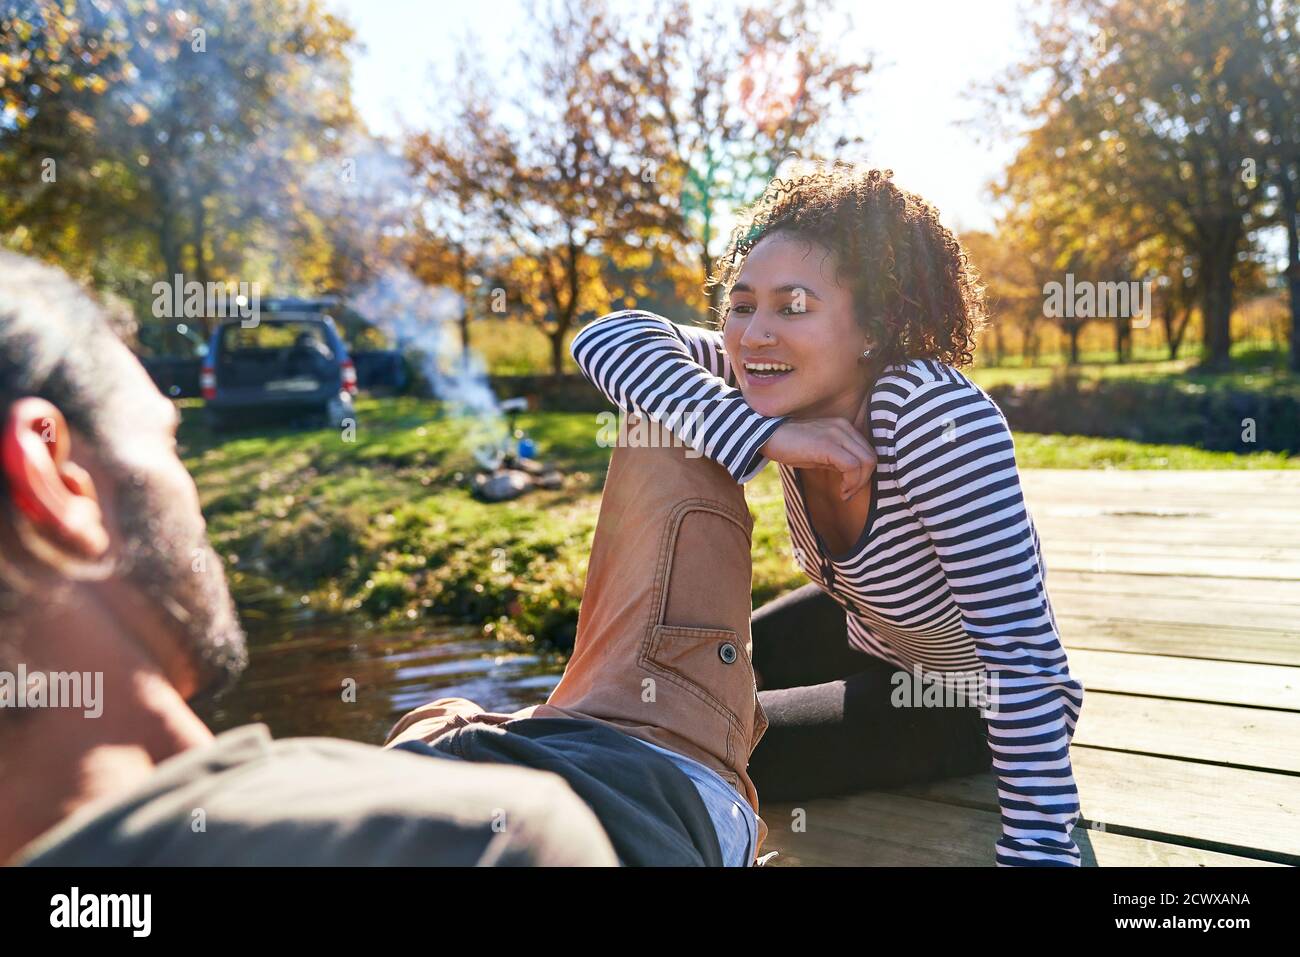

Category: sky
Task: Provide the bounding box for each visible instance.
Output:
[323,0,1038,235]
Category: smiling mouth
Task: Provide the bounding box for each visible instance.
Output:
[744,361,795,382]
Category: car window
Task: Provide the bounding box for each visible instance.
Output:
[220,321,335,357]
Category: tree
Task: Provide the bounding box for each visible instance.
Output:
[1,0,363,334]
[630,0,873,316]
[991,0,1277,369]
[407,0,665,378]
[962,229,1034,366]
[1252,0,1300,370]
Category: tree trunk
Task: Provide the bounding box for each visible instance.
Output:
[550,324,566,380]
[458,250,473,362]
[702,248,722,321]
[1199,232,1237,370]
[157,214,189,336]
[1279,166,1300,373]
[1172,309,1192,360]
[1068,325,1081,365]
[1021,316,1037,363]
[191,199,215,338]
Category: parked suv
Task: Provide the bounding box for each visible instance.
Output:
[201,301,357,431]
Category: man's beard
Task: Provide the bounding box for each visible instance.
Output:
[111,468,249,705]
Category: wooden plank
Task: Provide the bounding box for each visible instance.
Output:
[1056,615,1300,666]
[1038,538,1300,563]
[894,748,1300,862]
[1066,649,1300,711]
[1036,521,1300,551]
[1040,543,1300,581]
[1021,470,1300,580]
[1047,570,1300,606]
[1020,468,1300,508]
[1075,691,1300,772]
[759,793,1280,867]
[1050,587,1300,633]
[756,470,1300,867]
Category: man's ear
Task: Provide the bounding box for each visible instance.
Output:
[1,397,110,559]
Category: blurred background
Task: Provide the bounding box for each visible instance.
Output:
[2,0,1297,743]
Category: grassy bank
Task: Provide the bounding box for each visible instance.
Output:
[967,344,1299,394]
[181,395,1299,653]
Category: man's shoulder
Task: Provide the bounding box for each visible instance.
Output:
[21,726,614,866]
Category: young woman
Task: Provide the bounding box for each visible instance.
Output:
[569,165,1086,866]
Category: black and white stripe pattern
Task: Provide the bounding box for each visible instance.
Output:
[570,309,787,483]
[572,309,1086,866]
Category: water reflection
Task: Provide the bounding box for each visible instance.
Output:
[198,611,566,744]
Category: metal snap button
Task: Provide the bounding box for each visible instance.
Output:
[719,642,738,664]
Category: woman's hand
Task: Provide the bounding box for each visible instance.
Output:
[759,395,876,500]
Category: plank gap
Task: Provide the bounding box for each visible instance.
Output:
[1073,742,1300,780]
[1073,821,1300,867]
[1082,687,1300,714]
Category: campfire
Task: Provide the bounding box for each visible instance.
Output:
[471,396,563,502]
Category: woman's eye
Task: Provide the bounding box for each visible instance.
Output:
[730,303,755,315]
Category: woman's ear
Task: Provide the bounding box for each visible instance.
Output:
[1,397,110,559]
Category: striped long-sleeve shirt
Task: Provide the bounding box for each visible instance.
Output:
[571,308,1086,867]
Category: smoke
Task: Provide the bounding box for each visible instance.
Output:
[46,3,515,466]
[347,265,509,469]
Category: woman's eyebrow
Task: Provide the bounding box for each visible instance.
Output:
[775,283,823,301]
[731,281,824,301]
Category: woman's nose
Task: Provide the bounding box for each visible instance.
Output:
[739,313,778,348]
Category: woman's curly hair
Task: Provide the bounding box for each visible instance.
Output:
[708,164,988,370]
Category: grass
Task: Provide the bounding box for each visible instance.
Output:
[967,343,1300,397]
[471,316,581,377]
[181,396,611,650]
[180,394,1298,652]
[1008,433,1298,469]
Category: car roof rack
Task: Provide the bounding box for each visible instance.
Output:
[261,297,340,312]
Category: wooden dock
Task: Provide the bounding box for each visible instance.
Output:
[761,469,1300,867]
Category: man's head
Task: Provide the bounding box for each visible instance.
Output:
[0,251,246,711]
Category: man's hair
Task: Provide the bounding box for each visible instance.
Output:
[0,250,133,453]
[709,164,989,370]
[0,250,146,621]
[0,252,146,683]
[0,251,248,703]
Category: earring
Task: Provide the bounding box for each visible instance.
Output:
[861,346,874,360]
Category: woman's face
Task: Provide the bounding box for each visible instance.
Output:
[723,232,871,420]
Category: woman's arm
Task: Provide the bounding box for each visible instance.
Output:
[880,365,1086,867]
[570,309,787,483]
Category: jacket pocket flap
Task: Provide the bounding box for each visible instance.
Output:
[643,624,754,728]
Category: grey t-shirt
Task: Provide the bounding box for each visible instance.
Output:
[15,724,618,866]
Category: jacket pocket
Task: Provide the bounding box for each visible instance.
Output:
[641,623,760,769]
